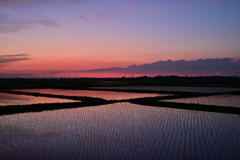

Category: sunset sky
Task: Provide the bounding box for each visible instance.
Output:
[1,0,240,77]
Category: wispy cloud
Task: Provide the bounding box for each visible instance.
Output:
[37,20,59,27]
[0,0,30,4]
[81,67,123,72]
[0,17,60,33]
[0,0,164,31]
[94,12,109,19]
[0,54,30,63]
[0,0,100,33]
[78,12,117,22]
[0,70,63,78]
[78,15,89,22]
[0,0,101,5]
[0,54,28,58]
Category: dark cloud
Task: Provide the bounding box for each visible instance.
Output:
[0,54,30,63]
[0,54,28,58]
[81,67,123,72]
[81,58,240,76]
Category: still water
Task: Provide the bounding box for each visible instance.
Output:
[94,86,240,93]
[162,94,240,108]
[13,89,162,100]
[0,102,239,160]
[0,93,78,106]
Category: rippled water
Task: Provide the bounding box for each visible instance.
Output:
[13,89,162,100]
[0,103,239,160]
[0,93,78,106]
[162,94,240,108]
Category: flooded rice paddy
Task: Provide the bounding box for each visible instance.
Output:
[162,94,240,108]
[13,89,162,100]
[0,92,78,106]
[0,86,240,160]
[0,103,239,160]
[94,86,240,93]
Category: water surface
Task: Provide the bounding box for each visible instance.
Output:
[162,94,240,108]
[94,86,240,93]
[0,103,239,160]
[0,93,78,106]
[14,89,162,100]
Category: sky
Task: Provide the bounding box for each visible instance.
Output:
[0,0,240,78]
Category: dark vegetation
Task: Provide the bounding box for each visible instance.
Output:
[1,76,240,89]
[0,76,240,116]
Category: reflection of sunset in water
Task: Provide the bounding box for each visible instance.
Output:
[0,93,78,106]
[13,89,162,100]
